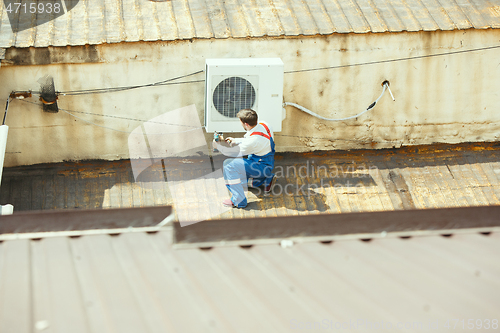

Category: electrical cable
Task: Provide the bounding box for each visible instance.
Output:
[59,108,204,135]
[17,99,205,135]
[283,44,500,74]
[57,71,204,96]
[3,97,11,125]
[6,43,499,140]
[59,79,205,96]
[14,44,497,97]
[284,82,389,121]
[57,106,202,128]
[8,98,431,146]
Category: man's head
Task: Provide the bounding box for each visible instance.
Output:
[237,109,258,131]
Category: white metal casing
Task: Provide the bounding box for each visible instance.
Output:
[204,58,284,133]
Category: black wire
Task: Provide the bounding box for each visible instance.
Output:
[283,45,500,74]
[17,99,204,129]
[19,98,400,143]
[57,71,204,96]
[16,44,497,97]
[3,97,11,125]
[7,43,499,142]
[60,79,205,96]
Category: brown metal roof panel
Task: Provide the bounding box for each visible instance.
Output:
[217,0,249,38]
[72,235,152,333]
[138,1,163,41]
[288,0,321,35]
[373,0,407,33]
[1,229,500,332]
[205,0,232,38]
[0,12,14,48]
[172,243,282,332]
[410,234,500,284]
[481,2,500,28]
[384,0,423,31]
[356,0,389,33]
[0,240,31,333]
[161,234,278,332]
[272,0,303,35]
[32,238,89,333]
[13,24,35,48]
[419,0,458,30]
[236,0,266,37]
[111,233,214,333]
[67,2,89,46]
[10,13,33,48]
[378,237,500,314]
[322,0,354,32]
[172,0,197,39]
[338,237,497,318]
[402,0,441,31]
[252,243,395,319]
[155,1,180,41]
[454,0,490,28]
[186,0,214,38]
[437,0,474,29]
[86,0,108,45]
[68,236,127,332]
[254,0,285,36]
[453,232,500,259]
[201,246,318,330]
[303,0,335,34]
[294,241,433,319]
[103,0,126,43]
[337,0,371,32]
[122,0,144,42]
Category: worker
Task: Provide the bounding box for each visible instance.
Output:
[213,109,276,208]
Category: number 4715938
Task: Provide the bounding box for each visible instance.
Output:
[5,2,61,14]
[443,319,498,329]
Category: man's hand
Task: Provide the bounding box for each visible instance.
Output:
[214,137,231,148]
[225,137,235,146]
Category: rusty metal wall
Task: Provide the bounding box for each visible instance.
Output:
[0,29,499,166]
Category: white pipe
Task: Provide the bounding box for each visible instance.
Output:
[0,125,8,187]
[283,83,390,122]
[387,84,395,101]
[0,125,13,214]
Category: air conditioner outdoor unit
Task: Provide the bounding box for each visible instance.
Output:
[204,58,284,133]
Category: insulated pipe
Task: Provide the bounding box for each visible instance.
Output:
[3,97,9,125]
[283,82,391,122]
[0,125,8,187]
[0,125,13,214]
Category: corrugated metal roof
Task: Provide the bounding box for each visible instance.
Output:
[0,230,499,332]
[0,0,500,49]
[2,142,500,221]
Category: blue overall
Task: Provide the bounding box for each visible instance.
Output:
[223,123,275,208]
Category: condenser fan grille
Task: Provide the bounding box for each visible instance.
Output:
[213,77,256,118]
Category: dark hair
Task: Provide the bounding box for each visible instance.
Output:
[237,109,258,126]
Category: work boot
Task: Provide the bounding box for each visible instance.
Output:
[222,199,235,207]
[264,175,277,196]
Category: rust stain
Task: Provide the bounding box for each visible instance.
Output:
[1,142,499,216]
